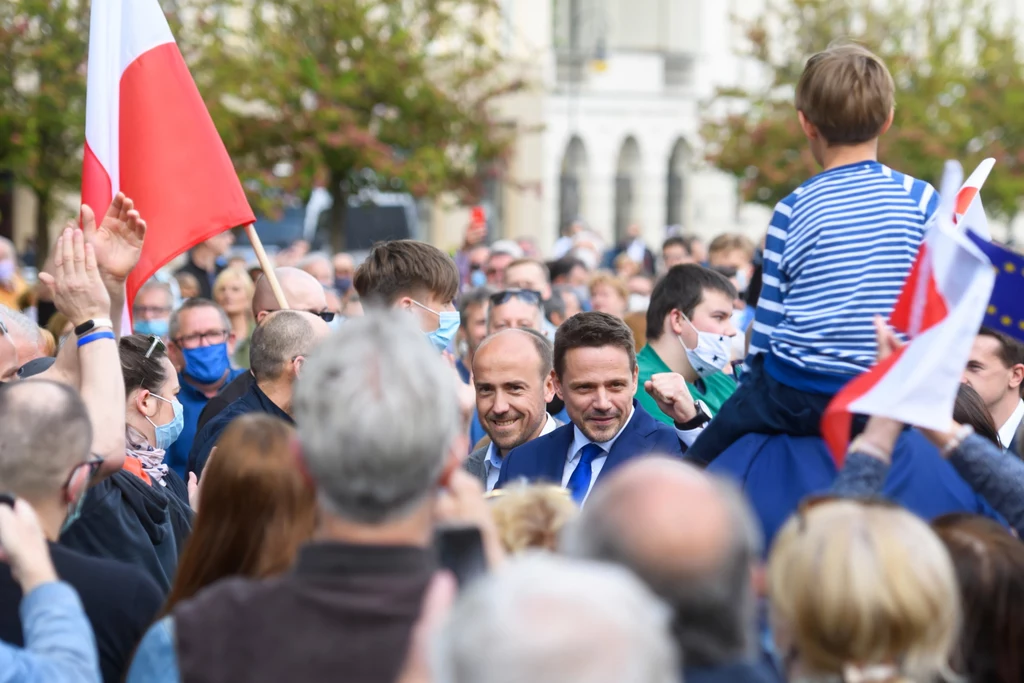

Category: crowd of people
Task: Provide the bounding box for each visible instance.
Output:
[1,41,1024,683]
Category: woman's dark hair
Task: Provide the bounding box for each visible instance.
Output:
[954,383,1001,447]
[119,334,169,394]
[931,514,1024,683]
[162,414,316,615]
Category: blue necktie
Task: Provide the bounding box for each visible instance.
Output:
[567,443,604,504]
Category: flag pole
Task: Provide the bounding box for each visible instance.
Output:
[245,224,289,309]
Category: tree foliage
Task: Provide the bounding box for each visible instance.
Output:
[703,0,1024,221]
[179,0,525,250]
[0,0,89,258]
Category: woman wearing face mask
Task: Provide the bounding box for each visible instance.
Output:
[60,335,194,592]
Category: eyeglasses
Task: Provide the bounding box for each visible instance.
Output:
[172,330,230,348]
[144,335,166,359]
[63,454,105,492]
[489,289,542,307]
[133,305,171,317]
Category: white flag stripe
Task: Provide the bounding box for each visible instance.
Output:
[85,0,176,197]
[848,160,995,432]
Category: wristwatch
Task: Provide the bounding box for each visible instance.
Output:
[74,318,114,336]
[674,400,713,431]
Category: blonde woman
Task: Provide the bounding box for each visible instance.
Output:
[768,499,959,683]
[213,267,256,368]
[487,484,578,554]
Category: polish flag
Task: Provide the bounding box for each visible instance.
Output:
[954,157,994,239]
[82,0,254,319]
[821,161,996,466]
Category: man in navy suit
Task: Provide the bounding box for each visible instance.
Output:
[496,312,711,503]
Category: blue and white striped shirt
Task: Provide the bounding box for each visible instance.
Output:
[748,160,940,394]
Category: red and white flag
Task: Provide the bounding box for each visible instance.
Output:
[821,161,996,465]
[955,157,994,239]
[82,0,255,319]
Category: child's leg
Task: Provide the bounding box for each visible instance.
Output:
[684,355,833,465]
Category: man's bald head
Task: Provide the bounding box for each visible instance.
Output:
[0,380,92,499]
[474,328,553,382]
[562,457,761,668]
[253,267,328,322]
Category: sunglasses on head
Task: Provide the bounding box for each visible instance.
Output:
[144,335,166,359]
[489,289,542,307]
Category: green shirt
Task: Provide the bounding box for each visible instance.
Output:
[635,344,737,425]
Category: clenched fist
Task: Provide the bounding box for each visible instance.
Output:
[644,372,697,424]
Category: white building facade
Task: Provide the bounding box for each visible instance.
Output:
[429,0,773,253]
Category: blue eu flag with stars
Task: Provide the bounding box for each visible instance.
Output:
[968,231,1024,343]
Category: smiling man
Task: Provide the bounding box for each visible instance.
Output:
[465,328,557,490]
[496,312,690,504]
[636,265,739,427]
[962,327,1024,450]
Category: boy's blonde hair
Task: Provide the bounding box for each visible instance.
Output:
[768,499,959,682]
[795,43,895,146]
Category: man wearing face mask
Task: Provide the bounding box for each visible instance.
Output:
[635,265,739,429]
[188,310,330,478]
[164,299,245,480]
[132,280,174,340]
[353,239,474,426]
[353,239,462,348]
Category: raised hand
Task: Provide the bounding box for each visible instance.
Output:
[645,372,697,424]
[38,227,111,325]
[0,498,58,594]
[82,193,147,284]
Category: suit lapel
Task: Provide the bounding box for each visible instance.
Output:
[542,424,576,483]
[600,402,657,479]
[464,447,487,484]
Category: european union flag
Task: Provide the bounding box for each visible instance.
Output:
[967,231,1024,343]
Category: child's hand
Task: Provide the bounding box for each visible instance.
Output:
[874,315,904,363]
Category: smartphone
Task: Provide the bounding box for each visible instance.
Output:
[434,524,488,590]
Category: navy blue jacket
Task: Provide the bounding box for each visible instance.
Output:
[188,381,293,478]
[495,401,684,490]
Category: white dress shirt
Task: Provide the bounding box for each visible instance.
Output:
[562,406,707,503]
[998,398,1024,451]
[563,407,637,503]
[483,414,559,492]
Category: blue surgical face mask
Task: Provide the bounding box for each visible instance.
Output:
[335,276,352,294]
[146,394,185,450]
[182,343,231,384]
[469,269,487,288]
[0,260,14,282]
[134,318,169,338]
[411,300,461,353]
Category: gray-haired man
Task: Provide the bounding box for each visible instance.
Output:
[127,311,471,683]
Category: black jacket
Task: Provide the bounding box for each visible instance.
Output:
[0,543,163,683]
[61,468,194,591]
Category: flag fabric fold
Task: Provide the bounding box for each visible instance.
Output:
[821,161,996,466]
[83,0,255,316]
